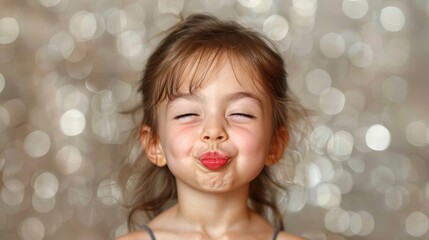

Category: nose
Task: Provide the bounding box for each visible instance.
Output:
[201,117,228,143]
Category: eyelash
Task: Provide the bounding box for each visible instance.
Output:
[174,113,199,120]
[230,113,256,119]
[173,113,256,120]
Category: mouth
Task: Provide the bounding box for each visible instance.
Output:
[199,152,229,171]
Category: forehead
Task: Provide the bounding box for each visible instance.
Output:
[161,59,272,115]
[174,52,267,96]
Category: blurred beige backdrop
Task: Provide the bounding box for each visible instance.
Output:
[1,0,429,239]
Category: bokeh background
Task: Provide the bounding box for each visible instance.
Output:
[1,0,429,239]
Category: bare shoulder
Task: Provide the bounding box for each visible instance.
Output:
[116,231,150,240]
[277,231,305,240]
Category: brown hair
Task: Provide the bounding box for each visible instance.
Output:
[118,13,309,231]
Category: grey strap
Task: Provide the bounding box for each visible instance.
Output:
[272,226,281,240]
[141,225,156,240]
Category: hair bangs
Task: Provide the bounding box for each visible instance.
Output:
[158,46,227,102]
[226,52,268,97]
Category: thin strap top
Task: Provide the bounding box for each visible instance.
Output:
[272,226,281,240]
[140,225,282,240]
[141,225,156,240]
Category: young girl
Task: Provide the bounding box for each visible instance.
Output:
[117,13,308,240]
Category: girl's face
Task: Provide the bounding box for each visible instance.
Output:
[153,59,276,193]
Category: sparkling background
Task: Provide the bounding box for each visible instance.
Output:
[1,0,429,239]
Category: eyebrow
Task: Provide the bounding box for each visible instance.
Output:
[167,91,264,108]
[225,92,263,108]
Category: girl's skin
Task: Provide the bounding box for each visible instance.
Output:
[117,57,303,240]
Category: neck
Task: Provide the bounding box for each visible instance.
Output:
[173,180,253,235]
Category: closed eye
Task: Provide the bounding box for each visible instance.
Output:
[230,113,256,119]
[174,113,199,120]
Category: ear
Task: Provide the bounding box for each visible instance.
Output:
[266,127,289,166]
[140,126,166,167]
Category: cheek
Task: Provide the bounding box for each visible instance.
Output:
[160,127,200,177]
[162,126,198,158]
[233,127,272,156]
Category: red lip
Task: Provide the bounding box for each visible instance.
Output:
[199,152,229,171]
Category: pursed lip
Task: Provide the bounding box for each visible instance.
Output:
[198,151,229,171]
